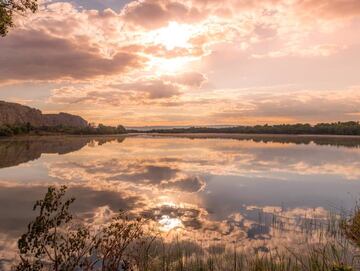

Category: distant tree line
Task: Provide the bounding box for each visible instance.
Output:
[0,123,127,137]
[0,122,32,136]
[3,121,360,137]
[137,121,360,136]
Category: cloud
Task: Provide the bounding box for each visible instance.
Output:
[50,71,206,106]
[114,79,181,99]
[0,185,140,235]
[297,0,360,19]
[0,29,146,82]
[48,157,207,193]
[50,81,180,107]
[1,0,360,126]
[161,72,207,87]
[109,163,205,193]
[2,0,358,84]
[114,165,179,184]
[161,176,205,193]
[121,0,360,32]
[208,88,360,123]
[121,0,205,29]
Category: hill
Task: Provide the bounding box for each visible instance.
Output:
[0,101,88,128]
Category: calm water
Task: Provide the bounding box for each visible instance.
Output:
[1,134,360,267]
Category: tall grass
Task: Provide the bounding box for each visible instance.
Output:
[128,209,360,271]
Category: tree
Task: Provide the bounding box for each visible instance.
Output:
[14,186,148,271]
[0,0,38,37]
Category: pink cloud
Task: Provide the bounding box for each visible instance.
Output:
[297,0,360,19]
[115,79,181,99]
[0,29,146,82]
[121,0,205,29]
[161,72,207,87]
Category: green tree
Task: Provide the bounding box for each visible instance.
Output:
[0,0,38,37]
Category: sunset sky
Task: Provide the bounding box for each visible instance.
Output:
[1,0,360,126]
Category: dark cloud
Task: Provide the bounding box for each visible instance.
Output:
[161,176,205,193]
[53,159,207,193]
[161,72,207,87]
[114,79,181,99]
[62,0,130,11]
[0,29,146,81]
[114,165,179,184]
[0,185,140,235]
[50,72,206,106]
[122,0,205,29]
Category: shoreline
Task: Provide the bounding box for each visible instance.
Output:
[0,133,131,141]
[134,132,360,139]
[2,132,360,140]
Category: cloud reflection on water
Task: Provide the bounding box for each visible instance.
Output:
[1,135,360,268]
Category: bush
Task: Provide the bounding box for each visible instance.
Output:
[0,125,14,136]
[14,186,147,271]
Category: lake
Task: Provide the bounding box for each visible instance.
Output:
[1,134,360,268]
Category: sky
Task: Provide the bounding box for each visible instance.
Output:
[1,0,360,126]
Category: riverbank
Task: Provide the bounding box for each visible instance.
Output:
[141,132,360,139]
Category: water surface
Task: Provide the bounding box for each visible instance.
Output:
[1,134,360,267]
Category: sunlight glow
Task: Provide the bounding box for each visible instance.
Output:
[143,22,201,73]
[150,56,194,73]
[155,22,192,50]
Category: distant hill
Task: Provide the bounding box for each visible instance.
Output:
[0,101,88,128]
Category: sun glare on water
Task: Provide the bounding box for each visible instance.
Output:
[156,200,184,232]
[159,215,183,232]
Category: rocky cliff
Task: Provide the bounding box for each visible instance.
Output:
[0,101,88,128]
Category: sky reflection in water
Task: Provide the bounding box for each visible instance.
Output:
[1,135,360,266]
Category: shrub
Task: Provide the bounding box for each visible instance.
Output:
[0,125,14,136]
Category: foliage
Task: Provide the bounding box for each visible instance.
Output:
[0,123,32,136]
[71,124,127,135]
[0,0,38,37]
[140,121,360,136]
[97,214,145,270]
[14,186,146,271]
[0,123,127,137]
[341,209,360,249]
